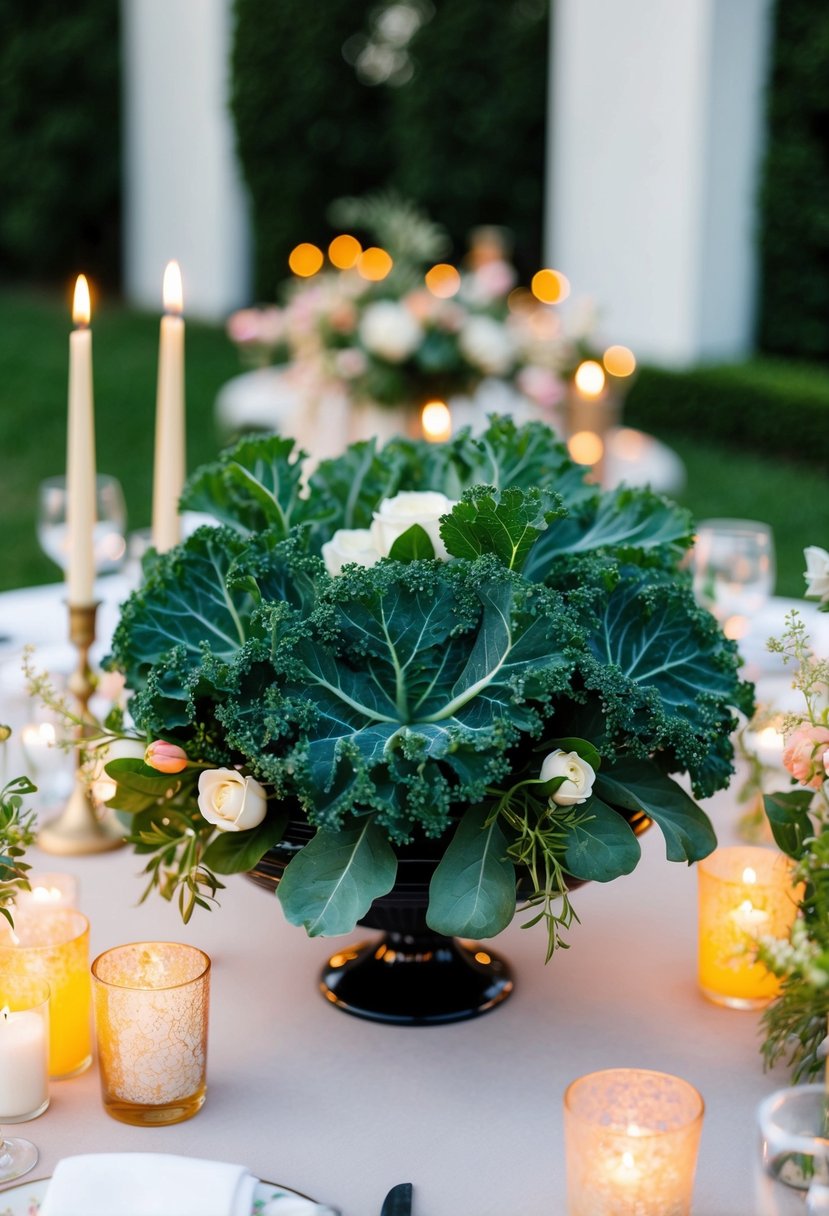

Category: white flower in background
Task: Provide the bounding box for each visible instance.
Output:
[371,491,457,560]
[322,528,381,576]
[540,749,596,806]
[358,301,422,362]
[458,315,516,375]
[804,546,829,604]
[197,768,268,833]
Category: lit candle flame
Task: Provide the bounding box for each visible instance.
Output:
[421,400,452,443]
[163,260,183,315]
[574,360,606,397]
[32,886,63,904]
[72,275,91,327]
[743,867,757,885]
[1,1006,9,1021]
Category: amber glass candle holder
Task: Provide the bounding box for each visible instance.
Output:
[0,910,91,1079]
[564,1068,704,1216]
[697,846,801,1009]
[92,942,210,1126]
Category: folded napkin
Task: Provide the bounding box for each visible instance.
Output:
[39,1154,257,1216]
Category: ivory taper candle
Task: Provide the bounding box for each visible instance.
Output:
[66,275,96,605]
[152,260,185,553]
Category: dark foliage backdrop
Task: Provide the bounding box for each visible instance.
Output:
[231,0,549,297]
[757,0,829,359]
[0,0,121,287]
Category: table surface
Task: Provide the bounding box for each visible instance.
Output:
[1,577,827,1216]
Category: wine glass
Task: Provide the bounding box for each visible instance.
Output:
[0,1128,38,1182]
[37,474,128,576]
[692,518,775,639]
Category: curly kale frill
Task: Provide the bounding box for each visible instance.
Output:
[219,557,585,842]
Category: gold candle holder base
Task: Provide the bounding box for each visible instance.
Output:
[37,602,125,856]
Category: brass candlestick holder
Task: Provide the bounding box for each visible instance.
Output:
[38,602,125,855]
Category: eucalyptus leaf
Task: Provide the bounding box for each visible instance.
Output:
[277,818,397,936]
[427,804,516,937]
[202,808,289,874]
[596,759,717,863]
[763,790,815,860]
[561,797,641,881]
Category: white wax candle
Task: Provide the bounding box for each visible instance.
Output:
[0,1006,49,1119]
[152,261,185,553]
[66,275,97,605]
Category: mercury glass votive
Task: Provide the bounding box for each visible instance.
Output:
[697,846,801,1009]
[0,978,50,1122]
[564,1068,704,1216]
[0,910,91,1079]
[91,942,210,1126]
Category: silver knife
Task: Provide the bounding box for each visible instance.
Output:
[380,1182,413,1216]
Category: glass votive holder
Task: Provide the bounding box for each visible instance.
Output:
[756,1084,829,1215]
[564,1068,704,1216]
[13,871,79,915]
[0,910,91,1079]
[0,978,50,1122]
[697,846,801,1009]
[91,942,211,1126]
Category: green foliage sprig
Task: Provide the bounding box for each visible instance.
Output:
[0,773,38,928]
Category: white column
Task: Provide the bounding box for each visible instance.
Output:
[547,0,774,367]
[122,0,251,321]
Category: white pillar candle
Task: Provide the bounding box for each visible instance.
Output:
[66,274,97,605]
[0,1005,49,1120]
[152,260,186,553]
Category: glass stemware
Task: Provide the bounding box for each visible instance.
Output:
[37,473,127,577]
[0,1128,38,1183]
[692,518,775,638]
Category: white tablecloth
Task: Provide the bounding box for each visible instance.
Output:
[1,578,827,1215]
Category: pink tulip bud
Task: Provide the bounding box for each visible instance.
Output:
[144,740,189,775]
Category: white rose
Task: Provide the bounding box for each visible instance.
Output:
[197,768,268,833]
[540,749,596,807]
[458,316,516,375]
[322,528,382,576]
[371,491,457,561]
[804,546,829,603]
[358,301,422,362]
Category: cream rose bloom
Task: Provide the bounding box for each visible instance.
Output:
[358,301,422,362]
[371,491,457,561]
[540,749,596,807]
[197,768,267,832]
[804,546,829,604]
[321,528,382,577]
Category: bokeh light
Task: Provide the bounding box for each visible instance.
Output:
[531,268,570,305]
[603,344,637,377]
[425,263,461,299]
[288,243,324,277]
[421,400,452,443]
[357,247,394,281]
[328,234,362,270]
[574,360,606,397]
[567,431,604,466]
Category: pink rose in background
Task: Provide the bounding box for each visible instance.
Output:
[226,308,264,344]
[517,365,566,409]
[328,300,358,334]
[782,724,829,790]
[145,740,189,775]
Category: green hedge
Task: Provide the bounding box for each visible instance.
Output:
[624,360,829,465]
[758,0,829,359]
[0,0,121,287]
[230,0,549,296]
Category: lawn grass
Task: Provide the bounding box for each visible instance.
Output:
[0,286,826,597]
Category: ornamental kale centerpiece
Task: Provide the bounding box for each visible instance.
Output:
[101,419,752,959]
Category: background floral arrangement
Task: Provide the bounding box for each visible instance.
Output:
[69,418,752,961]
[226,194,607,417]
[755,548,829,1079]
